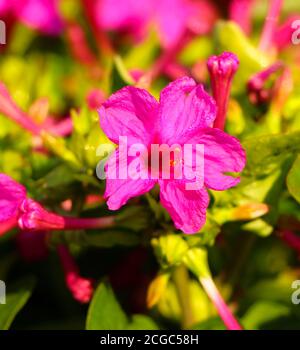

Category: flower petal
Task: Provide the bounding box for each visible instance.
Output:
[159,180,209,234]
[99,86,159,146]
[96,0,154,41]
[0,174,27,223]
[158,77,216,144]
[193,128,246,190]
[155,0,190,48]
[15,0,63,35]
[104,150,156,210]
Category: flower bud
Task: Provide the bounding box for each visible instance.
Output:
[152,234,189,269]
[147,272,170,308]
[18,199,65,231]
[207,52,239,130]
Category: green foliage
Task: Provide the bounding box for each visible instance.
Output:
[0,276,36,330]
[242,301,290,330]
[214,21,268,91]
[86,281,158,330]
[86,281,128,330]
[287,155,300,204]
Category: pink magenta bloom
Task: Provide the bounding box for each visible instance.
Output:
[0,174,26,233]
[94,0,217,48]
[99,77,246,234]
[0,0,63,35]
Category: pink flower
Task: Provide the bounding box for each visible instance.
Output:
[247,61,284,105]
[0,174,26,234]
[99,77,246,234]
[93,0,217,48]
[207,52,239,130]
[0,0,63,35]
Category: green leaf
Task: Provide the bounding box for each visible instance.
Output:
[242,301,290,330]
[86,231,141,248]
[36,164,76,189]
[242,131,300,177]
[192,317,226,330]
[124,29,159,70]
[0,254,17,281]
[86,281,128,330]
[179,37,212,65]
[126,315,159,330]
[42,132,81,169]
[214,21,268,91]
[116,205,151,232]
[0,276,36,330]
[287,155,300,204]
[71,107,93,136]
[113,55,135,85]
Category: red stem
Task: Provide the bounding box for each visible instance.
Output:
[279,230,300,254]
[200,276,242,330]
[211,78,232,130]
[81,0,115,56]
[62,216,115,230]
[259,0,283,52]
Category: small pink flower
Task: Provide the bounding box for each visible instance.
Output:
[0,0,63,35]
[93,0,217,48]
[247,61,284,104]
[99,77,246,234]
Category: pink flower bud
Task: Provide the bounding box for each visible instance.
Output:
[57,245,94,304]
[18,199,65,231]
[207,52,239,130]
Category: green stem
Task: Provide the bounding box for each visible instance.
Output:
[173,265,194,329]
